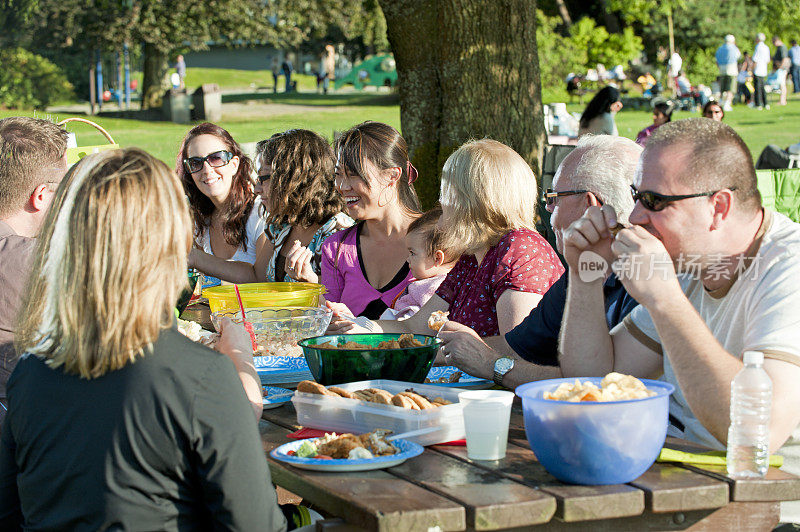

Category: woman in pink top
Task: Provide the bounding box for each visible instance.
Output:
[328,139,564,338]
[320,122,422,319]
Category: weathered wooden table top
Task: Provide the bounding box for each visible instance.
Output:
[260,403,800,532]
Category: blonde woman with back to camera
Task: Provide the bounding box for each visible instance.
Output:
[0,149,286,530]
[328,138,564,341]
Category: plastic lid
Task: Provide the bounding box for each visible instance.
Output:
[743,351,764,365]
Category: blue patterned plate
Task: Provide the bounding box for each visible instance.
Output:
[254,356,309,371]
[263,386,293,409]
[425,366,493,388]
[270,437,423,472]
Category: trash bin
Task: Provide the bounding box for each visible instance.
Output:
[162,89,191,124]
[192,84,222,122]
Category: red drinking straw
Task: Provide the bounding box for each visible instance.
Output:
[233,284,258,352]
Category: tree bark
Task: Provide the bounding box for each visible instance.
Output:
[141,42,169,110]
[379,0,546,209]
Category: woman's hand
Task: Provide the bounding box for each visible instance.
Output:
[325,300,355,319]
[284,240,318,283]
[324,301,377,334]
[215,317,262,421]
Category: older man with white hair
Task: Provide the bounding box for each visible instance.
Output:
[716,34,740,111]
[437,135,642,388]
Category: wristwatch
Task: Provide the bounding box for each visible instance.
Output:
[493,356,515,386]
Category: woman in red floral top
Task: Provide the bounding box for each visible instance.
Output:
[328,138,564,338]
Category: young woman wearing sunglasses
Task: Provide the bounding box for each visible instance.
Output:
[177,123,268,283]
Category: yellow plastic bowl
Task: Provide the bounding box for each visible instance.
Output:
[203,282,326,313]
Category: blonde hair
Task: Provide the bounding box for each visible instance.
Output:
[439,139,538,255]
[16,148,192,378]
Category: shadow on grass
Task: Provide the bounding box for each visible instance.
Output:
[221,91,399,107]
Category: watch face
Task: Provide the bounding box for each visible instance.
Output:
[495,357,514,374]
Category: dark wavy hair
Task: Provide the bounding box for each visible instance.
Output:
[256,129,345,229]
[177,122,256,251]
[334,121,421,216]
[579,86,621,130]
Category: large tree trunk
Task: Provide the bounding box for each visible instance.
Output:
[141,42,169,110]
[379,0,546,209]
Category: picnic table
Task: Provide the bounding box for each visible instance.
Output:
[180,303,800,530]
[260,402,800,531]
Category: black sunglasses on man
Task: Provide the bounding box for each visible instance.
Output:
[630,184,737,212]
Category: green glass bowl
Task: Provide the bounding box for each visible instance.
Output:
[298,333,442,385]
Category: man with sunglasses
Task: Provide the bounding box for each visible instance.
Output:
[560,118,800,521]
[437,135,641,388]
[0,117,69,426]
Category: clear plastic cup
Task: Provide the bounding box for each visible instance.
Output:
[459,390,515,460]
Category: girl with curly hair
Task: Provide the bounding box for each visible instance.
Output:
[255,129,353,283]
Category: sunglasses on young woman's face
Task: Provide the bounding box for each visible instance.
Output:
[630,184,736,212]
[183,150,234,174]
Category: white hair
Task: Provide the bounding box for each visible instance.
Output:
[757,33,766,42]
[566,135,642,222]
[725,34,735,43]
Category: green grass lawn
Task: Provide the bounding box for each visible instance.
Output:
[3,88,799,169]
[184,70,322,93]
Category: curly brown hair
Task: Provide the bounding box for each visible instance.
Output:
[177,123,256,252]
[256,129,345,229]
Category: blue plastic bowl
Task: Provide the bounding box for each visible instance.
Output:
[516,377,674,485]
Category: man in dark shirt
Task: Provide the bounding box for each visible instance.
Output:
[437,135,642,388]
[0,117,69,424]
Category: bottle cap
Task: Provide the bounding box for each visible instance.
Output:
[743,351,764,365]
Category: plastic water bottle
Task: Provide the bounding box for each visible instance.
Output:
[726,351,772,478]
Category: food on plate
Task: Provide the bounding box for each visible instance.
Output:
[427,311,449,331]
[543,372,656,402]
[292,430,399,460]
[297,380,453,410]
[425,370,462,384]
[315,333,423,350]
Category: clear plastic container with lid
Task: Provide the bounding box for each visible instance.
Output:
[292,380,466,446]
[727,351,773,478]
